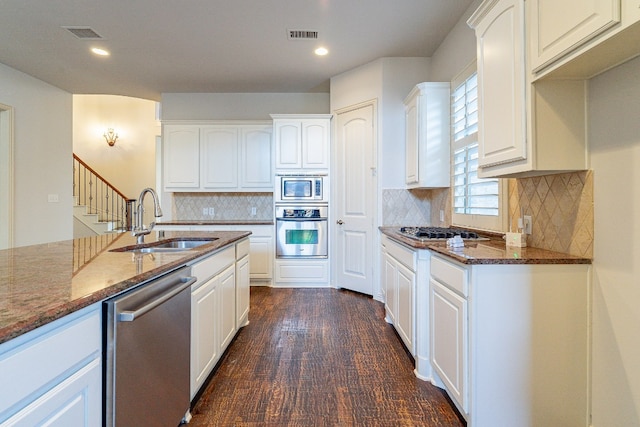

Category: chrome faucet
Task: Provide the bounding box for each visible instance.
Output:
[132,187,163,244]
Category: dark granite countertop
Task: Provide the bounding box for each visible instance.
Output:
[0,230,250,345]
[379,227,591,265]
[157,220,274,226]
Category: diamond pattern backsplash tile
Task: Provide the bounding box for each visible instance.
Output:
[508,171,593,258]
[382,189,432,226]
[172,193,273,220]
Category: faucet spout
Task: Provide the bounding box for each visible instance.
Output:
[132,187,163,244]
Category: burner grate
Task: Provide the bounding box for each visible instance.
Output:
[399,226,482,240]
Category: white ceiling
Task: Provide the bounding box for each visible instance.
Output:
[0,0,474,100]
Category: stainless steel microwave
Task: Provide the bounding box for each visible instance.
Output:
[276,175,327,203]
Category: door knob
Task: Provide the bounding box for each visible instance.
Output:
[337,220,344,225]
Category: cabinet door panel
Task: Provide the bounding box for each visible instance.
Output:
[405,99,419,184]
[163,126,200,189]
[302,121,329,169]
[475,0,527,168]
[236,255,250,328]
[530,0,621,72]
[396,263,415,354]
[430,279,468,412]
[241,127,272,188]
[275,122,302,169]
[219,265,237,351]
[383,253,397,323]
[201,127,239,189]
[190,278,218,397]
[3,358,102,427]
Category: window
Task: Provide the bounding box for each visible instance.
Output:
[451,62,506,232]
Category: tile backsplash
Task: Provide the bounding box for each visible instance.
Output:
[382,170,593,259]
[508,171,593,258]
[171,192,273,220]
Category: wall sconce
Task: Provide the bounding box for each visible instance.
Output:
[103,128,119,146]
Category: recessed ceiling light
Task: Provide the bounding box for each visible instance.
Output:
[315,47,328,56]
[91,47,110,56]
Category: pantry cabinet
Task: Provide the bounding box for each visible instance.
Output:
[0,304,102,426]
[163,122,273,192]
[468,0,588,178]
[404,82,450,188]
[271,114,331,171]
[529,0,621,73]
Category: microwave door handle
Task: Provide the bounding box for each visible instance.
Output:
[277,217,327,222]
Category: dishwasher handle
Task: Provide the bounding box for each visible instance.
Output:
[118,276,196,322]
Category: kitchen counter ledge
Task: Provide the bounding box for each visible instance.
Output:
[157,219,274,226]
[0,230,250,344]
[379,227,591,265]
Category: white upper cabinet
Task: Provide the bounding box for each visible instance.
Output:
[241,126,273,189]
[404,82,450,188]
[468,0,588,178]
[272,114,331,171]
[469,0,528,170]
[163,122,273,192]
[202,126,239,189]
[163,125,200,189]
[529,0,621,73]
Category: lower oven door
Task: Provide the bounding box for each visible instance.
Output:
[276,217,328,258]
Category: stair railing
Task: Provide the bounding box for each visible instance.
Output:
[73,154,135,232]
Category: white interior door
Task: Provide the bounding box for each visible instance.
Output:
[334,102,376,295]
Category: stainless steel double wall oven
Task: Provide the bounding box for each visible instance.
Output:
[275,174,328,259]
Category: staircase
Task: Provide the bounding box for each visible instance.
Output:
[73,154,135,237]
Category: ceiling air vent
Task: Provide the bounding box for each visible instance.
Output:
[63,26,104,40]
[288,29,319,40]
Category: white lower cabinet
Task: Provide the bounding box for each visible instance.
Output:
[189,245,238,399]
[235,238,250,328]
[380,235,431,378]
[430,257,469,413]
[429,254,590,426]
[274,259,329,287]
[0,304,102,426]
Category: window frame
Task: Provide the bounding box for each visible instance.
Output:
[450,61,507,232]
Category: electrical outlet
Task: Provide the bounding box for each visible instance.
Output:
[208,207,215,216]
[202,208,208,216]
[523,215,532,235]
[439,210,444,222]
[251,207,257,216]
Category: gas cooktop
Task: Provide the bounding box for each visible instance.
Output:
[398,226,489,241]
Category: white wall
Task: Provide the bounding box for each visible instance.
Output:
[589,56,640,427]
[161,92,329,120]
[429,0,482,82]
[330,57,431,189]
[0,62,73,247]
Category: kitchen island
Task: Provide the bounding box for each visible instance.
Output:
[0,230,250,344]
[0,230,250,426]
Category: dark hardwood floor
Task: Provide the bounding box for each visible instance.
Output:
[189,286,465,427]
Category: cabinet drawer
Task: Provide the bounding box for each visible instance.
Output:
[236,238,250,260]
[381,235,416,270]
[431,256,468,297]
[191,246,235,285]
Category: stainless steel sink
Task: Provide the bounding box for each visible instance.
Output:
[110,238,218,253]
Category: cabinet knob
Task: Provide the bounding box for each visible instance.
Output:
[336,220,344,225]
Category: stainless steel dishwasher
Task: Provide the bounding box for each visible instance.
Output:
[104,266,196,427]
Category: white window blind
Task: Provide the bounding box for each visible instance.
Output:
[451,64,505,231]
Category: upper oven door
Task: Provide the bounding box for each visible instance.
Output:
[276,175,328,203]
